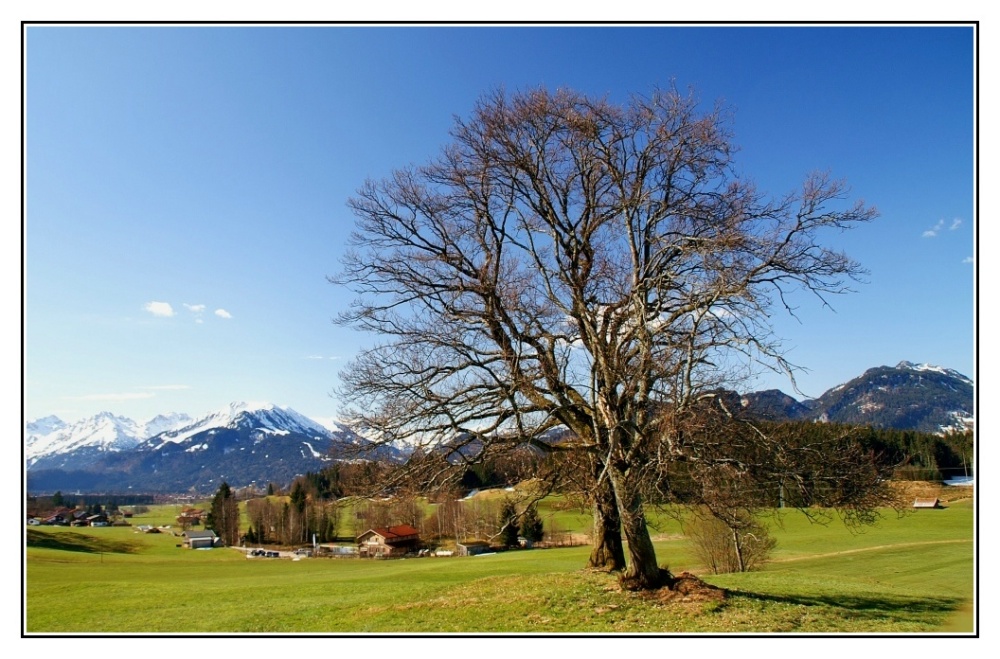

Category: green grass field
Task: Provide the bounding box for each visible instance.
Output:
[25,497,974,634]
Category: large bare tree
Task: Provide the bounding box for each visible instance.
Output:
[333,86,881,589]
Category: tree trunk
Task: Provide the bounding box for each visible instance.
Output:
[588,476,626,571]
[610,467,665,590]
[732,527,745,573]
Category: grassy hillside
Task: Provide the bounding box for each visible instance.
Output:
[25,497,974,634]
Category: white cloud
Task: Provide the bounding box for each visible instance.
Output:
[215,309,233,319]
[963,256,974,264]
[143,301,175,317]
[184,303,206,313]
[71,392,156,402]
[307,355,324,360]
[140,384,191,391]
[923,217,963,238]
[922,219,945,238]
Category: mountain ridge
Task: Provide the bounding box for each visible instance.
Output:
[25,361,973,493]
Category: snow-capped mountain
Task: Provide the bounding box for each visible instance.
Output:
[896,360,973,386]
[25,402,402,493]
[805,361,974,434]
[146,402,330,449]
[26,412,148,470]
[140,412,194,439]
[25,415,67,437]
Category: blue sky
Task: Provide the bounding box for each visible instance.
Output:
[22,24,976,424]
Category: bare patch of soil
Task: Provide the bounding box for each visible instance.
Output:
[649,571,727,605]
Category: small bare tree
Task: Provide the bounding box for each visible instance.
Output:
[686,511,776,574]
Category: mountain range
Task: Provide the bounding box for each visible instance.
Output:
[25,361,973,494]
[25,402,401,494]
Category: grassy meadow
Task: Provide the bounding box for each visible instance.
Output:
[25,493,974,634]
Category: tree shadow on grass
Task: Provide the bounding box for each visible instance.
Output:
[26,529,140,555]
[724,588,965,626]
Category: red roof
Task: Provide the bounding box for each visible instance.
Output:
[360,524,421,542]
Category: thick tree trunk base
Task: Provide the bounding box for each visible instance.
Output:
[587,519,626,572]
[588,544,626,572]
[640,571,728,603]
[618,567,673,591]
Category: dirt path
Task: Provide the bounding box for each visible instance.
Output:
[771,538,972,563]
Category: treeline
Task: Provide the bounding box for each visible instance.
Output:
[26,491,156,512]
[278,421,973,508]
[638,421,974,511]
[242,482,342,546]
[860,425,973,481]
[205,420,974,548]
[238,458,549,546]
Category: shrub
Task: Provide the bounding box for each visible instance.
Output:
[686,512,776,574]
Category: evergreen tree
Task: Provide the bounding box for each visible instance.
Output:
[498,498,520,548]
[520,504,544,543]
[208,482,240,546]
[290,481,307,515]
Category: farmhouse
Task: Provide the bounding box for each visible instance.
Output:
[176,507,207,527]
[182,529,221,549]
[356,524,421,558]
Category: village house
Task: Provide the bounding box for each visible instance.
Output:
[86,513,109,527]
[356,524,421,558]
[182,529,221,549]
[176,508,207,527]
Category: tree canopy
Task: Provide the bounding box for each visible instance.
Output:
[333,85,891,589]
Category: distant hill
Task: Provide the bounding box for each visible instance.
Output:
[804,361,973,434]
[739,389,814,421]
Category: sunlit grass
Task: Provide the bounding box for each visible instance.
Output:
[26,497,974,634]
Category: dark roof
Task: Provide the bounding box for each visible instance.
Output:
[183,530,218,539]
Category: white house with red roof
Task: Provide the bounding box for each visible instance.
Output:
[356,524,421,558]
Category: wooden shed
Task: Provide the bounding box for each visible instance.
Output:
[913,497,941,509]
[456,541,492,556]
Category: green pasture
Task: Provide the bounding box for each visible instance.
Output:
[25,497,974,634]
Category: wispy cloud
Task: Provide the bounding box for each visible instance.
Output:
[215,308,233,319]
[140,384,191,391]
[963,256,974,264]
[183,303,206,313]
[923,217,963,238]
[70,392,157,402]
[143,301,175,317]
